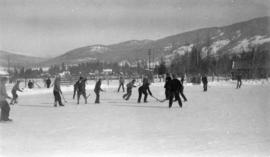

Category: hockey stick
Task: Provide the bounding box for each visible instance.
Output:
[34,82,41,88]
[61,93,68,103]
[150,95,166,103]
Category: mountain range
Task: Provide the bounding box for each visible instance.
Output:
[0,50,45,67]
[1,16,270,67]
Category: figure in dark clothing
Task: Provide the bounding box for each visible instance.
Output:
[53,76,64,107]
[28,80,33,89]
[137,78,152,103]
[236,74,242,89]
[164,73,171,100]
[117,76,125,92]
[123,79,136,100]
[94,79,104,103]
[10,80,23,105]
[168,74,183,108]
[179,80,187,102]
[77,77,87,104]
[202,75,208,92]
[73,77,83,99]
[0,77,12,121]
[73,81,79,99]
[46,78,51,88]
[180,75,185,84]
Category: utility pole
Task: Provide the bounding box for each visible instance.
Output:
[7,55,10,74]
[148,49,151,70]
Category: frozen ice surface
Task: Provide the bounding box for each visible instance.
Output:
[1,81,269,157]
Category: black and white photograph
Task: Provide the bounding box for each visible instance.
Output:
[0,0,270,156]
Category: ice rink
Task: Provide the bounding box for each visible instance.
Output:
[1,80,270,157]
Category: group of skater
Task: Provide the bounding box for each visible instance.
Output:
[0,72,244,122]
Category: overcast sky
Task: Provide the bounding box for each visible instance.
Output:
[0,0,269,58]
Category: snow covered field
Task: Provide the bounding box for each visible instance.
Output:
[1,81,270,157]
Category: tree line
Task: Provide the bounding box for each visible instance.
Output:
[9,46,269,80]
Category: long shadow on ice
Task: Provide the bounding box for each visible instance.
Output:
[18,104,54,108]
[112,104,167,109]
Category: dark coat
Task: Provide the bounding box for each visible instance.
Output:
[202,76,208,84]
[169,78,183,92]
[94,80,103,93]
[78,79,87,92]
[46,79,51,85]
[139,82,152,95]
[164,76,172,89]
[237,75,242,81]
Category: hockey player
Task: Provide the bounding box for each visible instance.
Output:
[236,73,242,89]
[168,74,183,108]
[123,79,136,100]
[179,79,187,102]
[77,77,87,104]
[94,78,104,104]
[117,76,125,92]
[202,74,208,92]
[10,80,23,105]
[53,76,64,107]
[137,77,152,103]
[46,77,51,88]
[0,77,12,121]
[164,73,171,100]
[73,77,82,99]
[28,80,33,89]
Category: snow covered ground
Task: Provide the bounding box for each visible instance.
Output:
[1,81,270,157]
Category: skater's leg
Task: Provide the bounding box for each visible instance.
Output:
[14,94,18,104]
[174,91,182,107]
[143,91,148,102]
[236,81,239,89]
[117,84,121,92]
[0,100,10,121]
[165,89,169,100]
[123,93,127,99]
[180,92,187,101]
[121,84,125,92]
[137,89,142,103]
[77,92,80,104]
[125,89,132,100]
[54,91,63,106]
[10,98,14,105]
[95,91,100,103]
[73,88,76,99]
[239,81,242,88]
[204,83,207,91]
[57,92,64,106]
[83,92,87,104]
[126,93,131,100]
[168,92,174,108]
[53,91,58,106]
[10,91,16,105]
